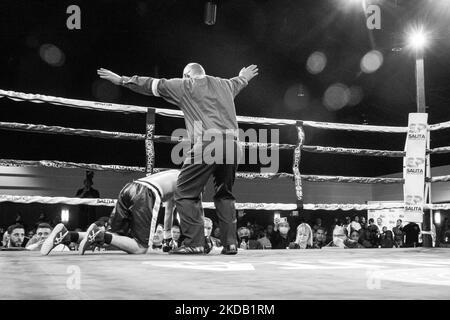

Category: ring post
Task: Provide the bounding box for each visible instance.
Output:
[424,125,433,247]
[415,47,432,247]
[293,121,304,209]
[145,108,156,175]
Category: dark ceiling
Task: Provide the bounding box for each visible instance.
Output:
[0,0,449,177]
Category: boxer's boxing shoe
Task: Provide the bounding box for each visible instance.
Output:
[221,244,238,255]
[41,223,70,255]
[79,223,105,255]
[169,245,204,254]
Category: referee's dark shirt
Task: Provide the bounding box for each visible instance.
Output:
[121,74,248,141]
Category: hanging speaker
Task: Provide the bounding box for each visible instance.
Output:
[204,1,217,25]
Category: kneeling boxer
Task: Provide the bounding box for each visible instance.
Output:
[42,169,180,255]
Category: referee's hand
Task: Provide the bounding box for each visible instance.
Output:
[239,64,259,82]
[97,68,122,85]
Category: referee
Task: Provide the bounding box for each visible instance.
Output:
[98,63,258,255]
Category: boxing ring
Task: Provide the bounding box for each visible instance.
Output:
[1,89,450,212]
[1,89,450,300]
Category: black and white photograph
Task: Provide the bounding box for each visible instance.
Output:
[0,0,449,309]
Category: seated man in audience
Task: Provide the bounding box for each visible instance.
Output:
[313,227,328,248]
[152,224,165,250]
[203,217,222,254]
[270,218,295,249]
[26,223,69,251]
[170,225,182,249]
[163,224,182,252]
[4,224,25,249]
[204,217,221,247]
[237,227,262,250]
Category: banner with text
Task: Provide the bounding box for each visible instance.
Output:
[403,113,428,223]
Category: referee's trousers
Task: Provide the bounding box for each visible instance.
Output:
[174,139,241,247]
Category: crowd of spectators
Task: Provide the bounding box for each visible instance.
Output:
[228,212,449,250]
[2,211,450,251]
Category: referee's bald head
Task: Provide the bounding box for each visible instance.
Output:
[183,63,205,79]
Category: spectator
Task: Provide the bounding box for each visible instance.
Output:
[332,221,347,248]
[26,223,70,252]
[330,217,339,233]
[343,216,351,236]
[403,222,420,247]
[368,218,380,234]
[392,219,404,248]
[170,225,182,249]
[350,216,362,233]
[313,227,328,249]
[256,231,272,249]
[270,219,295,249]
[152,224,164,250]
[5,224,25,248]
[237,227,262,250]
[76,171,100,198]
[75,171,100,229]
[345,230,364,248]
[359,225,378,248]
[265,224,274,239]
[360,216,367,229]
[376,217,385,233]
[213,227,221,239]
[289,223,313,249]
[312,218,323,232]
[204,217,221,249]
[380,226,394,248]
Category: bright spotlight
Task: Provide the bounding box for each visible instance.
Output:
[407,27,428,50]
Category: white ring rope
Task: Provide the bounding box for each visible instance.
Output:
[1,194,449,211]
[429,120,450,131]
[0,121,145,140]
[0,159,146,172]
[0,159,405,184]
[428,146,450,154]
[1,89,412,132]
